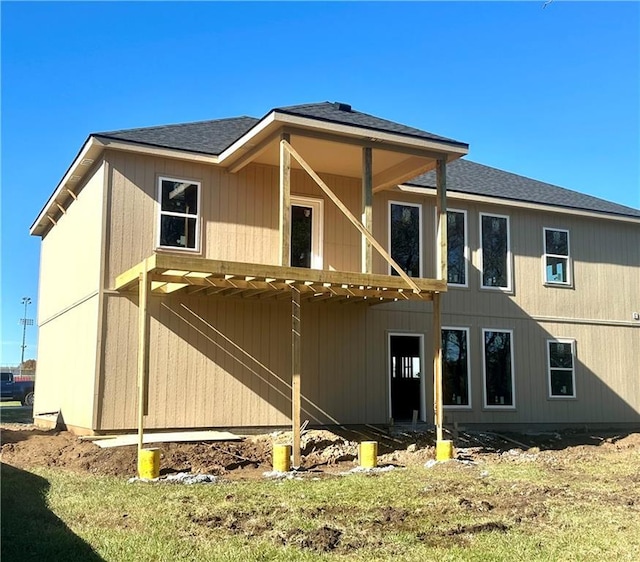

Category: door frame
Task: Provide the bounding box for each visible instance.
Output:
[387,332,426,422]
[291,195,324,269]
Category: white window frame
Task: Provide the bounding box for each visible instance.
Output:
[547,338,577,399]
[482,328,516,410]
[291,195,324,270]
[388,200,423,278]
[156,176,202,253]
[442,326,472,410]
[542,227,572,286]
[438,208,468,288]
[479,212,512,291]
[387,332,426,422]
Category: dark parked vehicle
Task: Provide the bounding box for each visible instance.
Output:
[1,371,35,406]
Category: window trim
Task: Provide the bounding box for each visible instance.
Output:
[547,338,577,399]
[542,227,572,287]
[442,326,472,410]
[479,212,512,291]
[156,176,202,253]
[291,195,324,269]
[438,208,469,288]
[388,200,423,278]
[482,328,516,410]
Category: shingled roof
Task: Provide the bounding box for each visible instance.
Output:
[410,159,640,219]
[94,102,638,219]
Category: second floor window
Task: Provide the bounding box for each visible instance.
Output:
[389,202,422,277]
[447,210,467,286]
[544,228,570,285]
[480,213,511,290]
[157,177,200,251]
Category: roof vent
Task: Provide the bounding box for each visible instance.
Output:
[334,102,352,112]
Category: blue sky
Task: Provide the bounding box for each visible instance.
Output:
[1,1,638,365]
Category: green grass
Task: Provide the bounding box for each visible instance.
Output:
[0,403,33,423]
[2,444,640,562]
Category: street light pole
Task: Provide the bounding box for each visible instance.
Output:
[20,297,33,370]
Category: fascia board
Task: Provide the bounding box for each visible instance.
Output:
[397,184,640,224]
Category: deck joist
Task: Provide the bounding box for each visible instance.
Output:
[115,253,445,303]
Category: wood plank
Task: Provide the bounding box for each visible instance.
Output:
[150,253,447,293]
[279,134,291,267]
[372,156,434,193]
[291,285,302,467]
[283,141,423,294]
[362,147,373,273]
[115,254,156,290]
[436,157,447,282]
[432,292,443,442]
[94,430,242,449]
[137,268,150,453]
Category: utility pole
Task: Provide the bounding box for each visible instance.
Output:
[20,297,33,374]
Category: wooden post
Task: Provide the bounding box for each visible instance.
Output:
[279,133,291,266]
[434,157,447,443]
[433,292,443,442]
[291,285,302,467]
[362,147,373,273]
[137,266,150,453]
[435,157,447,282]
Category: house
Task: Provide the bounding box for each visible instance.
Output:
[30,102,640,458]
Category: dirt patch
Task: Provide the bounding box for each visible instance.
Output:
[2,423,639,481]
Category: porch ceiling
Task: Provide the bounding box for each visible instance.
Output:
[115,254,445,304]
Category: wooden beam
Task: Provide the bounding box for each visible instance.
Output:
[291,285,302,467]
[372,156,435,193]
[433,292,443,442]
[283,141,423,294]
[137,266,151,453]
[436,157,447,282]
[115,254,157,291]
[362,147,373,273]
[132,253,448,293]
[227,131,279,174]
[279,134,291,267]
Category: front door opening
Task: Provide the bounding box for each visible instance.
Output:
[290,196,323,269]
[389,334,424,421]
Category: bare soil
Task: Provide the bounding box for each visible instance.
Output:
[1,421,639,481]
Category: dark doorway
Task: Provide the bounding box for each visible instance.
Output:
[291,204,313,268]
[389,334,423,421]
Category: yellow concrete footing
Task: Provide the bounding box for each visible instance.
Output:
[138,447,160,479]
[435,440,454,461]
[359,441,378,468]
[273,444,292,472]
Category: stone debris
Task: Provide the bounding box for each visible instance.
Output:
[340,465,396,475]
[128,471,218,484]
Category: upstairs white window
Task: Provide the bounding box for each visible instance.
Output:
[447,209,468,286]
[157,177,201,251]
[544,228,570,285]
[389,202,422,277]
[547,339,576,398]
[480,213,511,290]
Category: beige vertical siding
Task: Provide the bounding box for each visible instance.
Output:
[38,162,105,321]
[35,298,99,429]
[98,294,369,431]
[34,162,105,427]
[104,153,364,289]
